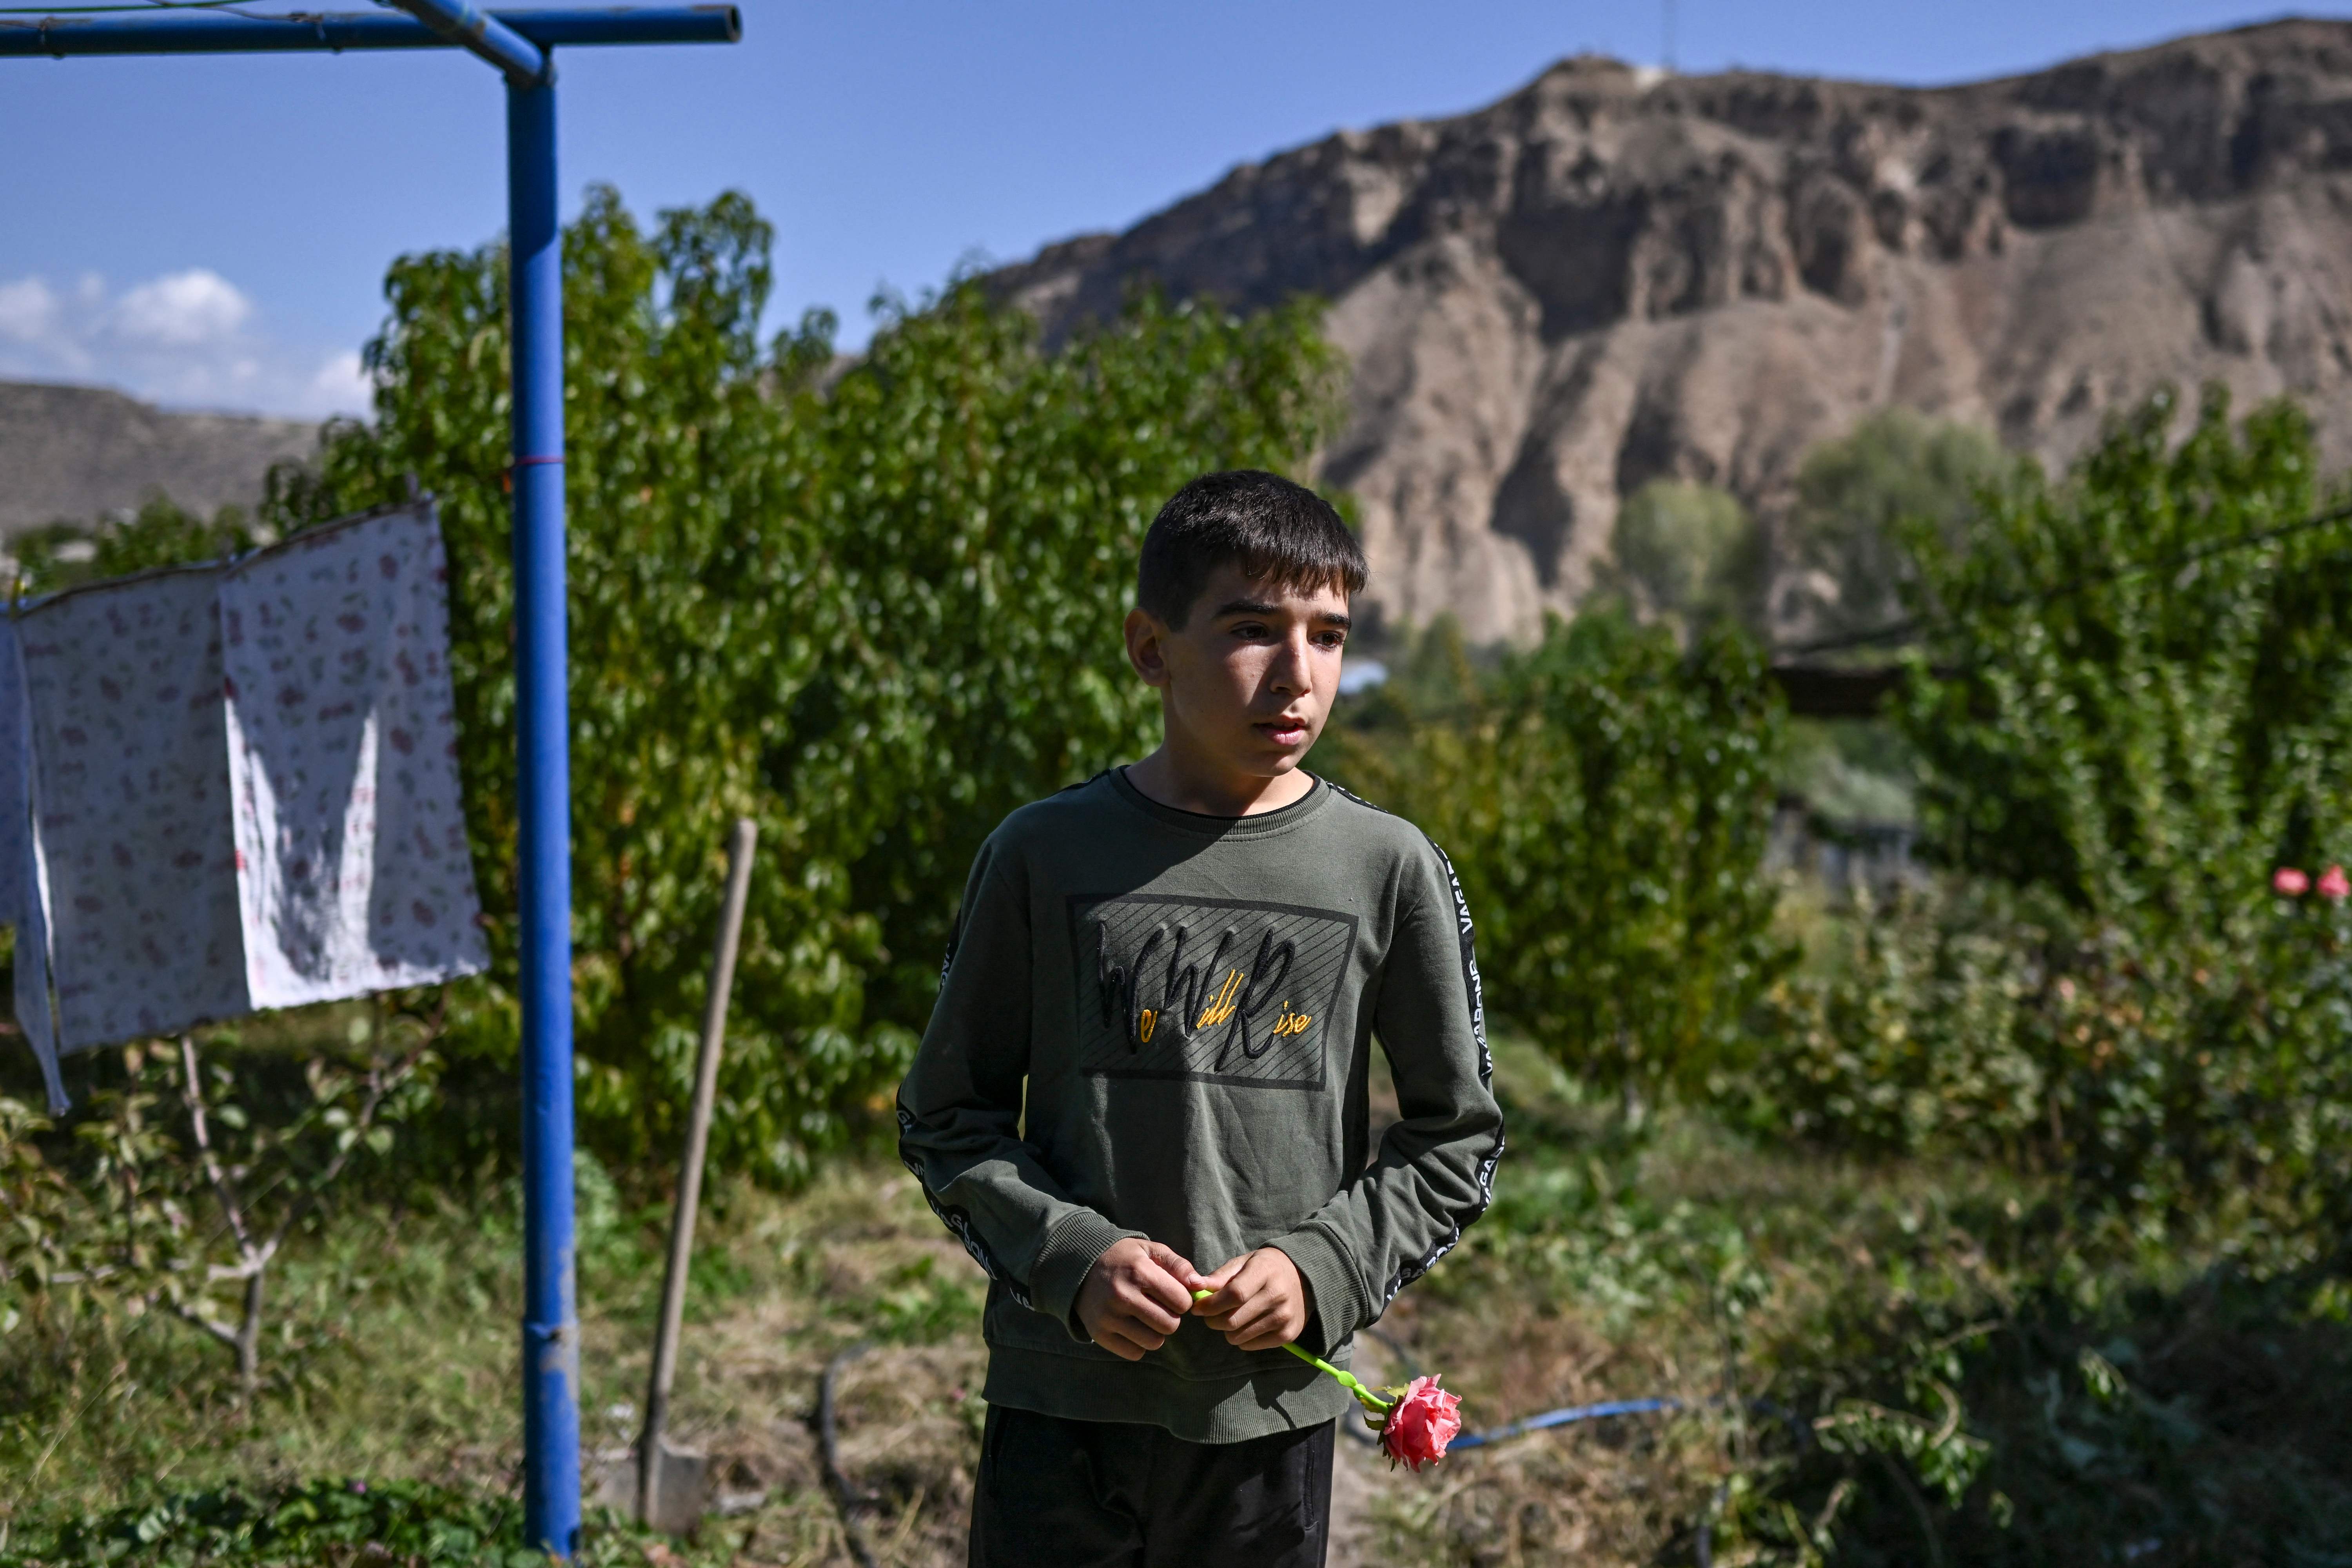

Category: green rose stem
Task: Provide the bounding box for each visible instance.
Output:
[1193,1288,1392,1421]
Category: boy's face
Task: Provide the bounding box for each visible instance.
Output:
[1124,562,1350,782]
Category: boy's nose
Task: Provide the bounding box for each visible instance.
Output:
[1269,632,1315,694]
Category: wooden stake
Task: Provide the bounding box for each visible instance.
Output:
[638,817,757,1528]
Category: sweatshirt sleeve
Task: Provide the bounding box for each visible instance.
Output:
[895,837,1140,1339]
[1267,836,1505,1355]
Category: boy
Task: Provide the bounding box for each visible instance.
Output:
[896,470,1505,1566]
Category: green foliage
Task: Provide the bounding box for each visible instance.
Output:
[1455,1138,1769,1337]
[9,497,259,598]
[789,275,1345,1030]
[0,1095,73,1344]
[1783,408,2008,642]
[3,1475,744,1567]
[0,1021,441,1410]
[1335,608,1786,1101]
[1738,881,2049,1158]
[8,1478,532,1568]
[1926,1272,2352,1563]
[863,1254,982,1345]
[247,184,1342,1181]
[1780,716,1918,826]
[1895,385,2352,1225]
[1434,1059,2022,1567]
[1593,478,1766,637]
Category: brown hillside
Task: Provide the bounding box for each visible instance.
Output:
[0,380,317,534]
[994,19,2352,642]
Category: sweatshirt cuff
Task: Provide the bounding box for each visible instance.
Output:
[1028,1208,1140,1342]
[1268,1225,1363,1359]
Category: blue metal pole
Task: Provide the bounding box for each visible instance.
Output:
[508,69,580,1560]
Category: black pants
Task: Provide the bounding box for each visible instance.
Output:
[969,1403,1334,1568]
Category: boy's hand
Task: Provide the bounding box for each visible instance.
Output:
[1076,1238,1202,1361]
[1191,1247,1311,1352]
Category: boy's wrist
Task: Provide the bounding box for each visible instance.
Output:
[1032,1208,1143,1340]
[1265,1228,1359,1357]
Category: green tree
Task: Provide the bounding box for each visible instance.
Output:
[255,185,1342,1179]
[1785,408,2007,643]
[1336,610,1787,1110]
[1593,479,1765,639]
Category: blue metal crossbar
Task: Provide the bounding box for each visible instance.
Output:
[390,0,547,84]
[1,6,741,1556]
[0,5,739,57]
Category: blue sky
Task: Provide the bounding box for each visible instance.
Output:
[2,1,2343,417]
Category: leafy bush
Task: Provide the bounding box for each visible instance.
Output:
[8,1478,532,1568]
[3,1475,741,1567]
[240,185,1344,1181]
[1335,608,1786,1104]
[1,1018,442,1415]
[10,495,259,596]
[1736,881,2050,1158]
[1893,386,2352,1226]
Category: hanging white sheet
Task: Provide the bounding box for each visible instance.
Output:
[221,505,487,1007]
[4,501,487,1102]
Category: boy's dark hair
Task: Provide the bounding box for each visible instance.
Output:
[1137,470,1367,629]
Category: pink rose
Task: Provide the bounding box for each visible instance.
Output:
[2322,866,2350,902]
[1379,1375,1463,1471]
[2275,867,2311,897]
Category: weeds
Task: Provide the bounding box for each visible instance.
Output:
[7,1034,2352,1564]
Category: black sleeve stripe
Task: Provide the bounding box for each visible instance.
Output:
[1424,838,1494,1089]
[896,1102,1035,1310]
[1379,834,1505,1302]
[1321,780,1507,1303]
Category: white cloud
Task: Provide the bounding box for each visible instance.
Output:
[110,268,253,347]
[0,277,59,344]
[0,267,367,419]
[310,350,374,414]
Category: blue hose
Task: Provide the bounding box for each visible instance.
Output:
[1448,1396,1682,1450]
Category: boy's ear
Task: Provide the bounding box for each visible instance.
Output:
[1125,606,1172,690]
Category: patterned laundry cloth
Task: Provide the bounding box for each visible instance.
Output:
[4,503,487,1109]
[20,566,250,1060]
[0,620,62,1110]
[221,506,486,1006]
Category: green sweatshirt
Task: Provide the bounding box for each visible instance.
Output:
[895,768,1506,1442]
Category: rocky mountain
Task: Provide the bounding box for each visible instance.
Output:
[995,19,2352,643]
[0,380,317,535]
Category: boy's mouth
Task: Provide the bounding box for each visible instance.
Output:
[1255,717,1310,746]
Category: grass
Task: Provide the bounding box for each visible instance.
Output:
[6,1035,2352,1566]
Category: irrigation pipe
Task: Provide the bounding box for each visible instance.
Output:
[1448,1395,1683,1450]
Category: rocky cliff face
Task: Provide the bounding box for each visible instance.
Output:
[0,380,317,534]
[994,20,2352,642]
